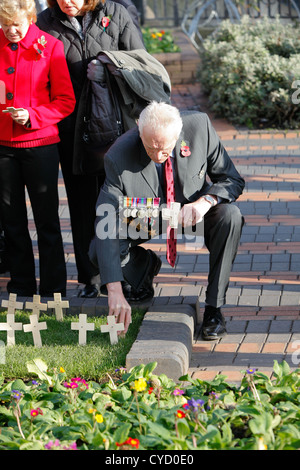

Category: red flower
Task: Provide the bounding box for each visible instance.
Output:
[30,408,43,417]
[33,36,47,60]
[102,16,111,30]
[116,437,140,449]
[180,140,191,157]
[176,410,186,419]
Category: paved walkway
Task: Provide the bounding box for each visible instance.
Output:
[171,83,300,382]
[0,82,299,383]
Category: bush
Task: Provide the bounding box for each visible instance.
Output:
[0,359,300,450]
[197,16,300,128]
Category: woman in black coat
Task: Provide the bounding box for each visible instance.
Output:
[37,0,144,297]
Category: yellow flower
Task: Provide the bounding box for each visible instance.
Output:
[134,378,147,392]
[60,367,65,373]
[95,413,104,423]
[258,437,267,450]
[88,408,97,414]
[157,32,163,37]
[151,33,157,39]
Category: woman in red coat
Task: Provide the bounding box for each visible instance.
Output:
[0,0,75,297]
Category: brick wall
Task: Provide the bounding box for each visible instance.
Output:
[152,30,201,85]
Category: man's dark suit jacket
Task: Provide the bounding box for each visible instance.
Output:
[92,111,245,287]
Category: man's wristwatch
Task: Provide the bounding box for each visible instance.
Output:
[201,194,218,206]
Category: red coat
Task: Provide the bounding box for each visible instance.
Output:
[0,23,75,148]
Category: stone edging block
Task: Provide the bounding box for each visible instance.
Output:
[126,304,196,381]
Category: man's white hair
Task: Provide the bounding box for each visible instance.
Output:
[138,101,183,139]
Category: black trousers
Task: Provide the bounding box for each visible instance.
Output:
[57,133,102,285]
[118,203,244,308]
[0,145,66,296]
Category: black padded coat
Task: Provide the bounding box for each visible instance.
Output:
[37,1,145,132]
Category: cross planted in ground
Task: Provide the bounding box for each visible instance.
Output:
[1,293,23,315]
[25,295,48,319]
[0,314,23,346]
[100,315,124,345]
[47,293,69,321]
[71,314,95,345]
[23,314,47,348]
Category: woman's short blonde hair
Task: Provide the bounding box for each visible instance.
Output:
[0,0,37,23]
[47,0,103,13]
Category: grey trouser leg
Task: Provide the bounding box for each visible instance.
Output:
[204,203,244,308]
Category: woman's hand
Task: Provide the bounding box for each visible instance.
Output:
[107,281,132,335]
[9,108,30,126]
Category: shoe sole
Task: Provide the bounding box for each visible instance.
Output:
[201,330,227,341]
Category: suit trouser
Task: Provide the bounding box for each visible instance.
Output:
[58,133,102,285]
[0,144,66,296]
[119,203,244,308]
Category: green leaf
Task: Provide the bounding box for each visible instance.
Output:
[26,359,53,386]
[111,387,132,403]
[249,412,281,437]
[113,423,132,445]
[11,378,29,393]
[144,362,157,377]
[147,421,172,440]
[177,418,191,438]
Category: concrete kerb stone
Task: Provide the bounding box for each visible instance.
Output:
[126,304,197,381]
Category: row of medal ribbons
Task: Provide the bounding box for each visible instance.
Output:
[121,197,161,219]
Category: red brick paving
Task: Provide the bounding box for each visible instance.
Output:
[169,83,300,381]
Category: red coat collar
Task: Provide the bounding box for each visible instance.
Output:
[0,23,41,50]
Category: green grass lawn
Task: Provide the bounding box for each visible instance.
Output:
[0,310,145,381]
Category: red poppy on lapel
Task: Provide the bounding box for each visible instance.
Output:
[102,16,111,30]
[33,36,47,60]
[180,140,191,157]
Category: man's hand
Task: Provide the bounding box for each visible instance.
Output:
[107,282,132,335]
[178,196,217,227]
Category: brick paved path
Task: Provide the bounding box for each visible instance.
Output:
[0,82,299,382]
[171,84,300,382]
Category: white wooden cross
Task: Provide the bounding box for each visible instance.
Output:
[23,315,47,348]
[100,315,124,345]
[71,314,95,346]
[0,314,23,346]
[25,295,48,319]
[47,293,69,321]
[162,202,181,229]
[1,293,24,315]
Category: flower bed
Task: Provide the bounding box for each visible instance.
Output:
[145,29,201,85]
[0,359,300,450]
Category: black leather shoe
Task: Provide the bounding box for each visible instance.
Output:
[201,306,227,340]
[127,250,161,303]
[128,285,155,303]
[78,284,99,298]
